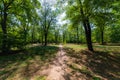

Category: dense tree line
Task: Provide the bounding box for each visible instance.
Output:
[0,0,120,53]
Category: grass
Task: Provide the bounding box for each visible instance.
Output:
[64,43,120,80]
[94,45,120,52]
[35,76,46,80]
[64,44,87,51]
[0,43,120,80]
[64,43,120,52]
[0,44,59,80]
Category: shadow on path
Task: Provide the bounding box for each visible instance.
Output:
[64,47,120,80]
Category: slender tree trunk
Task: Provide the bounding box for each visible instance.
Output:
[74,34,76,43]
[55,35,58,44]
[76,26,79,44]
[55,32,58,44]
[23,25,27,44]
[44,32,48,46]
[101,29,104,45]
[41,34,44,45]
[31,26,35,43]
[63,31,66,43]
[31,33,34,43]
[1,11,8,53]
[24,30,27,44]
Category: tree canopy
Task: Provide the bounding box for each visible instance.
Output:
[0,0,120,52]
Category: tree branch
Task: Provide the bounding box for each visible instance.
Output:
[5,0,15,10]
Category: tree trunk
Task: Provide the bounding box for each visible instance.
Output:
[85,30,94,51]
[83,18,94,51]
[63,31,66,43]
[101,29,104,45]
[1,11,8,53]
[76,26,79,44]
[55,32,58,44]
[79,3,94,51]
[31,26,35,43]
[44,32,48,46]
[41,32,44,45]
[23,27,27,44]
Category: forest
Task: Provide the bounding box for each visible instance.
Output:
[0,0,120,80]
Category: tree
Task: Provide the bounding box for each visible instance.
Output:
[0,0,40,52]
[0,0,15,52]
[65,0,116,51]
[39,1,57,46]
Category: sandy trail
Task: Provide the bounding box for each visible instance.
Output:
[46,45,70,80]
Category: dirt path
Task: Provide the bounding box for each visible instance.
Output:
[45,45,70,80]
[37,45,88,80]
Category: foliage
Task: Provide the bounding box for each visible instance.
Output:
[0,0,120,52]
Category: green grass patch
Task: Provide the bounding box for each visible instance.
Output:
[64,43,120,52]
[94,45,120,52]
[93,77,101,80]
[64,44,87,52]
[35,76,46,80]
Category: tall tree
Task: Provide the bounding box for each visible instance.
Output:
[0,0,40,52]
[66,0,116,51]
[39,1,57,46]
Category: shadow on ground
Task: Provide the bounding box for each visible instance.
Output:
[0,45,59,80]
[64,47,120,80]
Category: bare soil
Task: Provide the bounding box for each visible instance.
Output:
[39,45,71,80]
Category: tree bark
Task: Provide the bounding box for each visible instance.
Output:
[1,11,8,53]
[100,28,104,45]
[55,32,58,44]
[76,26,79,44]
[83,18,94,51]
[44,32,48,46]
[41,33,44,45]
[63,31,66,43]
[79,2,94,51]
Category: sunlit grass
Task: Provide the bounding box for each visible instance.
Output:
[35,76,46,80]
[64,44,87,52]
[64,43,120,52]
[94,45,120,52]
